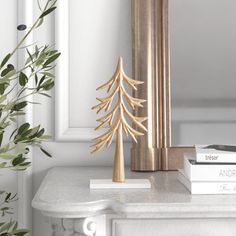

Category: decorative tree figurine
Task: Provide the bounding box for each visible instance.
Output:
[91,57,147,183]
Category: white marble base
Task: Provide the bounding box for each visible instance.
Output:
[90,179,151,189]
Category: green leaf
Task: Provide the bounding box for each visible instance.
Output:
[19,72,28,86]
[36,128,44,137]
[10,128,17,140]
[10,112,26,117]
[0,221,14,233]
[0,162,7,168]
[26,49,33,63]
[1,207,11,211]
[19,162,31,167]
[10,117,17,123]
[40,147,52,158]
[3,102,14,112]
[28,125,40,138]
[12,222,18,232]
[7,192,17,201]
[35,56,47,67]
[34,74,38,85]
[12,229,29,236]
[35,45,40,58]
[12,155,26,166]
[44,81,54,90]
[48,50,58,56]
[12,101,27,111]
[36,18,44,28]
[37,75,46,89]
[37,0,42,11]
[40,72,55,78]
[40,6,57,18]
[24,147,29,154]
[0,96,6,104]
[0,121,10,129]
[40,79,54,91]
[0,132,3,146]
[18,123,30,135]
[0,144,10,154]
[44,64,56,71]
[17,87,27,98]
[0,154,17,160]
[0,84,6,95]
[5,193,11,202]
[25,57,32,66]
[15,127,33,142]
[50,0,57,7]
[39,92,51,98]
[12,228,29,236]
[0,54,11,68]
[1,68,10,77]
[43,53,60,67]
[1,69,16,81]
[39,135,51,140]
[50,0,58,8]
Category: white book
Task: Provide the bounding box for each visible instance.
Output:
[178,169,236,195]
[184,154,236,181]
[195,144,236,163]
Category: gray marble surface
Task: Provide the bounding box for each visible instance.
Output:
[32,167,236,218]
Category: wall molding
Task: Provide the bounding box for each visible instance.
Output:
[54,0,127,142]
[17,0,34,232]
[55,0,101,142]
[55,0,70,141]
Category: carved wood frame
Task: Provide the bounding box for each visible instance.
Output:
[131,0,194,171]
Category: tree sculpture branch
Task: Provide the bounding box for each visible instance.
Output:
[91,57,147,182]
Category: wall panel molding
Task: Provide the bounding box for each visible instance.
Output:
[55,0,99,142]
[17,0,34,231]
[55,0,130,142]
[55,0,70,141]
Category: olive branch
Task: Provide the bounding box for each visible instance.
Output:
[0,0,60,235]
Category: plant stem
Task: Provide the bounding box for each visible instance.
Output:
[10,19,41,58]
[1,0,52,68]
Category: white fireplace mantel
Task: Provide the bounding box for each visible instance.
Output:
[32,167,236,236]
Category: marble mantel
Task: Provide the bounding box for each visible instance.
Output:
[32,167,236,236]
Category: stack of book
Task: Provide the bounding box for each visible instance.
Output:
[178,144,236,194]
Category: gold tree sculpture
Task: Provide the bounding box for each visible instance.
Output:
[91,57,147,183]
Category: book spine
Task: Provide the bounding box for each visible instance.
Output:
[196,153,236,163]
[184,157,236,181]
[192,182,236,194]
[178,171,236,194]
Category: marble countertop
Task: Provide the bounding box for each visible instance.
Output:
[32,167,236,218]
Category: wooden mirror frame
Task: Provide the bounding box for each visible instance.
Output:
[131,0,194,171]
